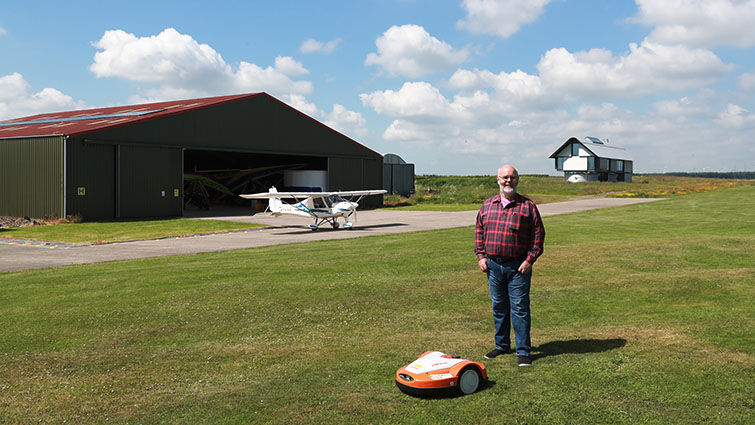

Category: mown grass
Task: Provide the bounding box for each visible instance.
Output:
[0,186,753,424]
[384,174,754,209]
[0,218,262,244]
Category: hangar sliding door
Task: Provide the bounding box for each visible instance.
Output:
[118,145,183,218]
[67,141,116,220]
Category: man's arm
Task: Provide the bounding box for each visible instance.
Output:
[475,209,488,272]
[520,205,545,274]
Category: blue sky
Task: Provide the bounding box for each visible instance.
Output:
[2,0,754,174]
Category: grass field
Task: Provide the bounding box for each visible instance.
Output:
[0,185,753,424]
[0,218,262,244]
[386,174,754,208]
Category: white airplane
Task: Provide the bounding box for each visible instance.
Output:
[240,187,387,230]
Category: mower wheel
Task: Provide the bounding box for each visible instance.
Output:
[458,366,481,395]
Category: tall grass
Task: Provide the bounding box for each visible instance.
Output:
[0,186,753,424]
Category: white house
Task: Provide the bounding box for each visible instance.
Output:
[549,137,633,182]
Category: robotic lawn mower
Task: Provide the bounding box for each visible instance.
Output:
[395,351,487,397]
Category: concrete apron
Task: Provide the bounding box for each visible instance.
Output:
[0,197,664,272]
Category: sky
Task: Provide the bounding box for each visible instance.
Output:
[1,0,754,175]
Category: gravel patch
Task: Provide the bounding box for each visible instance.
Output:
[0,216,35,228]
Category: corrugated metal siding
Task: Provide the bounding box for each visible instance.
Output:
[383,163,415,197]
[66,140,115,220]
[119,145,182,218]
[328,157,362,192]
[89,96,382,159]
[328,157,383,208]
[0,136,64,217]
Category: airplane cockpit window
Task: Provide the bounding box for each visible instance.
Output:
[313,197,327,208]
[327,194,346,204]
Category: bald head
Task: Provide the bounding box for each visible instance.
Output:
[496,165,519,200]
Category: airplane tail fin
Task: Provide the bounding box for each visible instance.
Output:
[268,187,283,213]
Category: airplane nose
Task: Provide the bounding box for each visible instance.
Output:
[351,202,359,208]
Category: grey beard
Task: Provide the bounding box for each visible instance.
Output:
[500,185,516,197]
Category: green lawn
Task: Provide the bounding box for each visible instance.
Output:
[0,218,262,244]
[0,186,753,424]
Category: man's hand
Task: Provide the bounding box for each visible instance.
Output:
[478,258,488,272]
[518,260,532,274]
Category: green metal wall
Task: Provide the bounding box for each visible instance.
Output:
[66,140,182,220]
[119,145,182,218]
[87,95,381,159]
[66,141,115,220]
[0,136,64,218]
[328,156,383,208]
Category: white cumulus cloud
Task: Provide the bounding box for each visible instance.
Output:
[716,103,755,128]
[325,104,368,139]
[90,28,313,100]
[279,94,367,140]
[365,25,468,78]
[457,0,551,38]
[738,71,755,91]
[633,0,755,48]
[0,72,86,120]
[300,37,342,54]
[274,56,309,77]
[537,39,733,97]
[360,81,469,121]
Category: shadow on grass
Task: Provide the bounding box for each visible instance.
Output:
[532,338,626,361]
[397,379,497,399]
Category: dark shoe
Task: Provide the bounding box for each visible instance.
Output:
[517,355,532,366]
[484,348,511,359]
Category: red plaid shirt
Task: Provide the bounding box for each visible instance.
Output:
[475,193,545,264]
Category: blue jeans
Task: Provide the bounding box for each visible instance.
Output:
[487,258,531,356]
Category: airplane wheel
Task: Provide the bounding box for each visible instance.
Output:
[458,367,481,395]
[332,222,340,229]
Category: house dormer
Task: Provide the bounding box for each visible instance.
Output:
[549,137,633,182]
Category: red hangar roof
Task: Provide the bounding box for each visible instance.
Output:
[0,93,260,139]
[0,92,381,156]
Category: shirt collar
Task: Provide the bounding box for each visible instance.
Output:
[495,193,519,205]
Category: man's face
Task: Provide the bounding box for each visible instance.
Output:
[497,168,519,195]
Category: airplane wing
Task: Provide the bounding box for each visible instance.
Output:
[240,189,387,199]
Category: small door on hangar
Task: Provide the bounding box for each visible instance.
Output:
[118,145,183,218]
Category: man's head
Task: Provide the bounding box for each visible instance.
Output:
[497,165,519,199]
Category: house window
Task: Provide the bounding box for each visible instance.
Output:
[571,143,580,156]
[587,156,595,170]
[599,158,608,170]
[556,157,565,170]
[617,160,624,172]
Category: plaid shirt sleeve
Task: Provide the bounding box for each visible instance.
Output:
[475,194,545,264]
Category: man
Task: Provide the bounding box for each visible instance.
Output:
[475,165,545,367]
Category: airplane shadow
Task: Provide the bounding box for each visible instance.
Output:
[275,222,409,235]
[531,338,626,361]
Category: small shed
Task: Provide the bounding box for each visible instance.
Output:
[549,136,633,182]
[382,154,415,196]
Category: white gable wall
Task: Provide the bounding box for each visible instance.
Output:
[563,156,588,171]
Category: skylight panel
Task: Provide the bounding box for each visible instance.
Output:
[0,109,166,127]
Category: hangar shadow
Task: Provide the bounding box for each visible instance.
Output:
[531,338,626,361]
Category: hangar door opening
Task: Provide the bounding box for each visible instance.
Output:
[183,149,327,211]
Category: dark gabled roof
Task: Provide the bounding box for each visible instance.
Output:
[0,93,260,139]
[549,137,632,161]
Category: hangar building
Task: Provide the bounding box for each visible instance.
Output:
[0,92,384,219]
